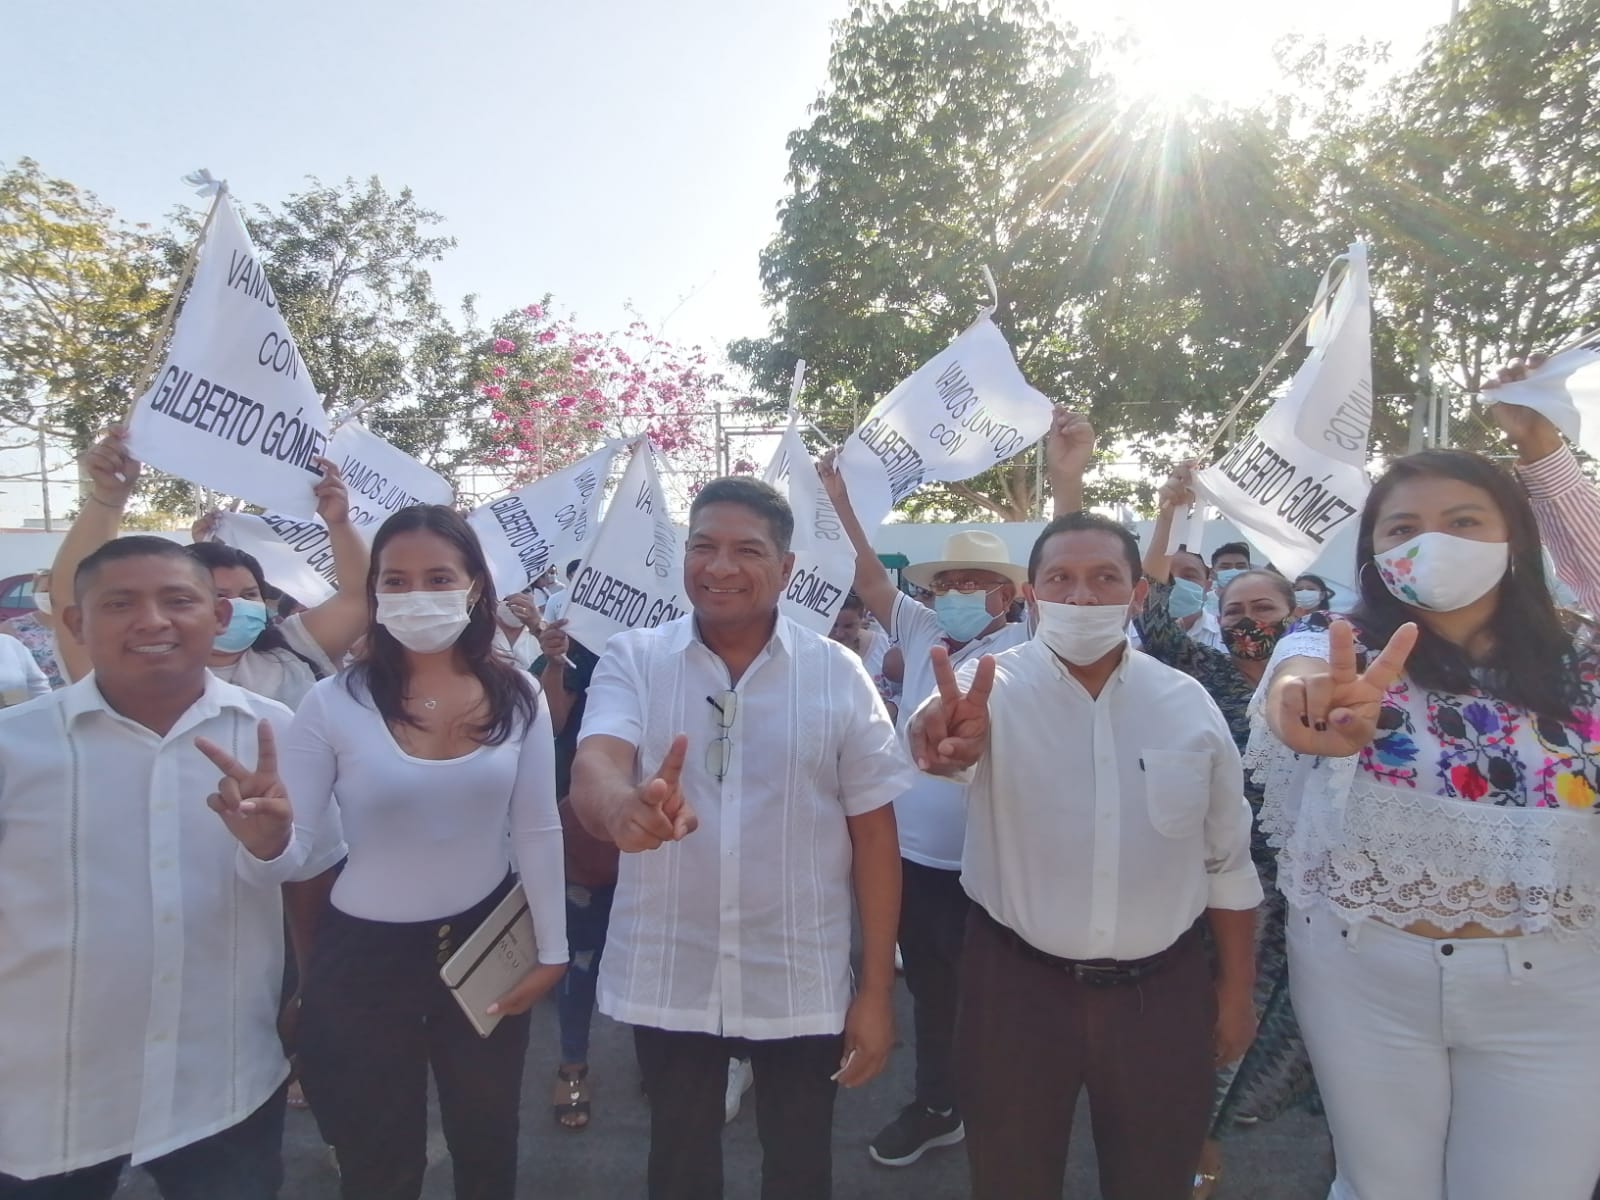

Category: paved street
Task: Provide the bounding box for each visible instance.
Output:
[118,981,1333,1198]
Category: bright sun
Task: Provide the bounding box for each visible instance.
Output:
[1104,13,1273,112]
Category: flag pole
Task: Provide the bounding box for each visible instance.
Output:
[123,184,228,419]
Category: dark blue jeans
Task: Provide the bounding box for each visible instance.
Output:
[558,882,616,1064]
[0,1082,286,1200]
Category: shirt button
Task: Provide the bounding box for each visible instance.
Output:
[1440,944,1454,956]
[436,950,450,964]
[437,924,452,937]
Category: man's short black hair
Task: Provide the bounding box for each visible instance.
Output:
[1211,541,1251,567]
[1028,513,1143,584]
[75,536,212,602]
[565,558,582,579]
[840,590,865,612]
[689,477,795,555]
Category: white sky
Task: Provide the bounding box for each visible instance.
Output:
[2,0,1448,525]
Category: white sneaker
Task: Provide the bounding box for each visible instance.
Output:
[724,1058,754,1123]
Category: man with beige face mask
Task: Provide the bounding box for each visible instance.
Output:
[908,510,1262,1200]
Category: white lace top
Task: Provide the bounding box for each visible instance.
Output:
[1247,626,1600,945]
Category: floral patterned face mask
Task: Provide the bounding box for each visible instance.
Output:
[1222,616,1288,661]
[1373,532,1509,612]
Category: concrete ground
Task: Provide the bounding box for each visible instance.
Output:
[118,981,1333,1198]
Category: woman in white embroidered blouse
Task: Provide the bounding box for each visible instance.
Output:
[1254,380,1600,1200]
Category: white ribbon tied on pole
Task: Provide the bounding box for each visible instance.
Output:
[127,191,331,516]
[1195,242,1374,580]
[765,416,857,633]
[834,315,1054,533]
[1479,331,1600,457]
[561,442,690,651]
[468,443,619,599]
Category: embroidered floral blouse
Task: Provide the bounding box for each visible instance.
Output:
[1248,444,1600,943]
[0,613,64,689]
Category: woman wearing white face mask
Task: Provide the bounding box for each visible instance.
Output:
[1255,379,1600,1200]
[1139,466,1316,1199]
[281,504,568,1200]
[0,568,65,689]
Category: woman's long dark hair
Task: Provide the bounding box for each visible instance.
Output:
[187,541,325,678]
[1350,449,1582,723]
[350,505,536,746]
[1294,573,1333,611]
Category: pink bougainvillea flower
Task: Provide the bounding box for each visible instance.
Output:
[491,365,508,378]
[518,379,533,390]
[493,338,516,354]
[585,420,604,430]
[481,384,504,400]
[537,331,557,344]
[523,304,544,320]
[558,395,578,410]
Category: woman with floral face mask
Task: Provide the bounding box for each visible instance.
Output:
[1138,466,1314,1199]
[282,504,568,1200]
[1255,370,1600,1199]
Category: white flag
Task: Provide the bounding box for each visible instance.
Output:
[764,419,857,634]
[127,192,331,516]
[1195,243,1374,579]
[327,421,453,535]
[1480,331,1600,458]
[834,315,1054,532]
[213,512,339,607]
[561,443,690,651]
[468,444,618,599]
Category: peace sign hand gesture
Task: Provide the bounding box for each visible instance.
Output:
[907,648,996,774]
[611,734,698,852]
[194,719,295,861]
[1269,619,1419,757]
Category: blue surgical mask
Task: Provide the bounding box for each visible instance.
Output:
[1213,568,1246,590]
[215,597,269,653]
[933,591,995,643]
[1168,577,1206,620]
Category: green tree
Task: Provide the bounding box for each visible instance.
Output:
[732,0,1336,518]
[0,158,171,522]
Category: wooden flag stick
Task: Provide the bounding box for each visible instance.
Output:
[123,184,228,420]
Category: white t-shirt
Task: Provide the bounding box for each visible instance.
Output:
[891,592,1028,870]
[0,636,50,708]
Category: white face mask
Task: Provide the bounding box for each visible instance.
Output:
[1374,532,1509,612]
[1033,599,1130,665]
[31,587,51,617]
[375,589,475,654]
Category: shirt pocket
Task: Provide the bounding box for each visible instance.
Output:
[1141,749,1212,839]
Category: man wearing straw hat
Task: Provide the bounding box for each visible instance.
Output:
[819,460,1030,1169]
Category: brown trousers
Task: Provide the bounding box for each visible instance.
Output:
[956,908,1216,1200]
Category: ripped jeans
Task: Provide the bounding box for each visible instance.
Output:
[557,882,617,1065]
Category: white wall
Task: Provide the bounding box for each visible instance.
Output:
[0,529,190,583]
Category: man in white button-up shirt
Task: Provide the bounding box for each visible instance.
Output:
[910,511,1263,1200]
[0,536,335,1199]
[573,477,913,1200]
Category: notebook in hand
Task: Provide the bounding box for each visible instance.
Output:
[439,884,538,1038]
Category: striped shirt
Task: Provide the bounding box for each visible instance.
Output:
[579,614,913,1039]
[1518,444,1600,616]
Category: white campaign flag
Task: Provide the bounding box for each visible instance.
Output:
[214,512,339,607]
[468,444,618,599]
[1480,331,1600,457]
[327,421,453,535]
[834,315,1054,532]
[127,191,331,516]
[1195,242,1374,579]
[764,418,857,634]
[561,443,690,651]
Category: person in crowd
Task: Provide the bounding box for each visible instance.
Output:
[0,535,339,1198]
[0,567,66,688]
[1252,369,1600,1199]
[1167,548,1226,650]
[493,587,543,670]
[572,477,911,1200]
[1291,573,1333,620]
[51,429,370,708]
[830,592,889,677]
[908,510,1262,1200]
[534,610,617,1131]
[1130,462,1316,1199]
[1211,541,1252,577]
[277,505,568,1200]
[0,620,50,706]
[540,558,582,626]
[813,409,1090,1170]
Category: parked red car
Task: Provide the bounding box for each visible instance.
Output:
[0,573,41,622]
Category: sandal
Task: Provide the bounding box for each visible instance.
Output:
[553,1065,591,1130]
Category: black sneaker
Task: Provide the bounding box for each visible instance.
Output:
[868,1103,965,1167]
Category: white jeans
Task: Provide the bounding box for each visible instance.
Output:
[1288,908,1600,1200]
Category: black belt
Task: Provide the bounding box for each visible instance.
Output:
[979,907,1199,986]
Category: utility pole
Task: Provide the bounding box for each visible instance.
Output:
[36,423,52,532]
